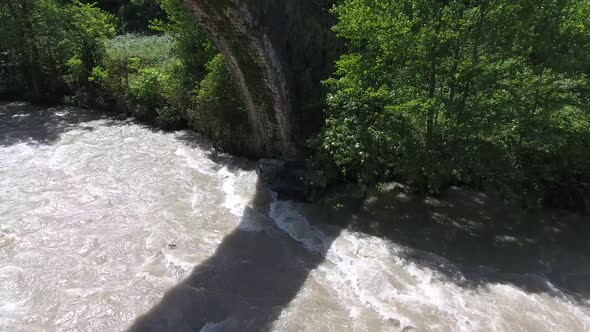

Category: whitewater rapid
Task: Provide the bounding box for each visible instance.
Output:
[1,102,589,331]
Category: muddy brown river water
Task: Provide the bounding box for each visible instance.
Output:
[0,102,589,331]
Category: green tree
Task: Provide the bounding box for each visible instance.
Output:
[189,54,250,152]
[0,0,62,96]
[80,0,166,33]
[0,0,115,99]
[64,1,117,92]
[153,0,217,91]
[317,0,590,209]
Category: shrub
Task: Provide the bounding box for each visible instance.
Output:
[315,0,590,210]
[0,0,115,99]
[188,54,251,152]
[104,34,173,64]
[128,67,166,120]
[92,34,175,119]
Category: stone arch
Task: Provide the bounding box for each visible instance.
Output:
[183,0,342,158]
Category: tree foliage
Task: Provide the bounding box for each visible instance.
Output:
[0,0,115,99]
[2,0,586,210]
[86,0,248,142]
[189,54,250,151]
[81,0,166,33]
[316,0,590,209]
[0,0,247,146]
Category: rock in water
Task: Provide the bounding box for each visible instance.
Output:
[257,159,321,201]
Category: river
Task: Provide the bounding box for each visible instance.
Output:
[0,101,589,331]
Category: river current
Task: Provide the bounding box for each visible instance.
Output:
[1,102,589,331]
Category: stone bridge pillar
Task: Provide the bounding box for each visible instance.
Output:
[183,0,342,158]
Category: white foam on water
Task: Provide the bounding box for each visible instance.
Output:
[175,147,217,176]
[269,201,328,253]
[161,251,197,274]
[236,208,264,232]
[265,199,590,331]
[199,318,240,332]
[215,162,262,232]
[217,166,248,217]
[2,103,590,331]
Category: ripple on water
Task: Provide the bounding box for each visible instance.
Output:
[1,103,589,331]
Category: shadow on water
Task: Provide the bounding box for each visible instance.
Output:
[128,132,590,330]
[1,100,341,331]
[129,179,342,331]
[173,131,257,173]
[342,184,590,305]
[0,101,115,147]
[5,101,588,327]
[129,182,590,331]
